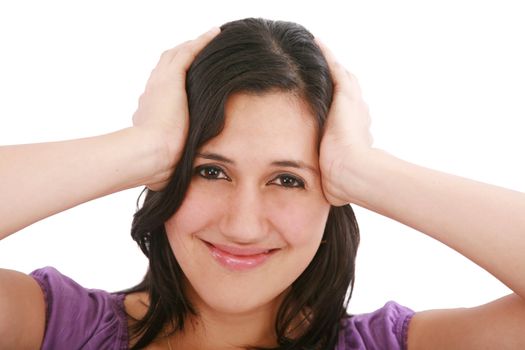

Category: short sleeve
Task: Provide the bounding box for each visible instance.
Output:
[30,267,128,350]
[337,301,415,350]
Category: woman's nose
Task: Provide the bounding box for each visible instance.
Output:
[218,185,269,244]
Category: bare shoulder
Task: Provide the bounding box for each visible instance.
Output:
[124,291,162,349]
[124,291,150,322]
[0,269,46,349]
[407,294,525,350]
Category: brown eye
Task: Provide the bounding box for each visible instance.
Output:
[195,165,230,180]
[270,174,305,189]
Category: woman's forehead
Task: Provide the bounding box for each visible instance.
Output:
[222,91,318,134]
[199,92,320,164]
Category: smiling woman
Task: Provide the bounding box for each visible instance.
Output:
[1,15,525,350]
[126,19,360,349]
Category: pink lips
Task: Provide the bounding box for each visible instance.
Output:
[204,241,277,271]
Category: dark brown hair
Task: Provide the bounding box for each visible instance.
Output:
[127,17,360,349]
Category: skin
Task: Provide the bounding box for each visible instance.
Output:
[1,27,525,349]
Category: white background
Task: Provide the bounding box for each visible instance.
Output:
[0,0,523,315]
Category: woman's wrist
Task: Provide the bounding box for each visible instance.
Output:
[122,126,183,190]
[338,147,397,207]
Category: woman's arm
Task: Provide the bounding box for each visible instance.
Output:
[0,128,168,239]
[340,148,525,298]
[0,27,220,240]
[317,39,525,349]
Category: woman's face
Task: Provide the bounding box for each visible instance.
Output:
[165,91,330,316]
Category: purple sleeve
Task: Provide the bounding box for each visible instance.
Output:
[30,267,128,350]
[336,301,414,350]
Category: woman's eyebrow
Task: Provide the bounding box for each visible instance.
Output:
[270,160,319,175]
[196,152,318,175]
[196,152,234,164]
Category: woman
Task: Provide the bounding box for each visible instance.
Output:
[1,18,524,350]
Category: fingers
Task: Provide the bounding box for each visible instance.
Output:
[170,27,221,71]
[161,27,220,63]
[147,27,221,85]
[315,38,362,100]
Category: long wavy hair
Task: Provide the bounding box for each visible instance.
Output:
[126,18,360,349]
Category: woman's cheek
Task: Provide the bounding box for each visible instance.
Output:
[165,182,228,237]
[267,191,330,246]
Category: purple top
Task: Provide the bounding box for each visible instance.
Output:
[31,267,414,350]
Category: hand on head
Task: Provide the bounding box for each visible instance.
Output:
[316,38,374,206]
[132,27,220,191]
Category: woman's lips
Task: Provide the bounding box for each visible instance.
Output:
[203,241,278,271]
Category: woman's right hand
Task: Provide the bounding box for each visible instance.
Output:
[0,27,220,238]
[132,27,220,190]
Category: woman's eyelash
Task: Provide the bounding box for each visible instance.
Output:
[269,174,305,189]
[194,165,230,181]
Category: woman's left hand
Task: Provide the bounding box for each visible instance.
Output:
[317,39,374,206]
[317,39,525,350]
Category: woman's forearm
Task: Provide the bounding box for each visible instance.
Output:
[344,148,525,298]
[0,127,171,239]
[0,29,221,241]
